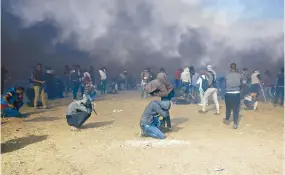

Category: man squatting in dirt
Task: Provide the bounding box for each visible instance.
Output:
[140,77,175,139]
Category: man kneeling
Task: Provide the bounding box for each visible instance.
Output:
[1,87,25,118]
[140,100,171,139]
[66,95,95,130]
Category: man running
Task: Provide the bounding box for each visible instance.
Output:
[199,65,219,114]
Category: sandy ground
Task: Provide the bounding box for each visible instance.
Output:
[1,91,284,175]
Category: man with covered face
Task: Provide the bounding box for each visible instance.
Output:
[66,94,96,131]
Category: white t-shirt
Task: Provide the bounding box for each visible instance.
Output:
[197,75,206,88]
[99,70,107,80]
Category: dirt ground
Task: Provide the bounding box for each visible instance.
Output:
[1,91,284,175]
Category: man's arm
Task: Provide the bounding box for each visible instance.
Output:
[4,92,14,108]
[257,74,261,81]
[155,85,168,97]
[153,102,170,118]
[31,72,44,84]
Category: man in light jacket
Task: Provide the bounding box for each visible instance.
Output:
[181,67,191,98]
[199,65,219,114]
[99,67,107,94]
[223,63,242,129]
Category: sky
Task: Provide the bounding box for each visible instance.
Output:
[1,0,284,79]
[202,0,284,20]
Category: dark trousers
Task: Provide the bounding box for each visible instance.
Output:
[160,116,171,128]
[274,87,284,105]
[175,79,180,88]
[241,84,248,99]
[225,93,240,125]
[72,81,80,99]
[160,90,174,128]
[66,111,91,128]
[100,80,107,94]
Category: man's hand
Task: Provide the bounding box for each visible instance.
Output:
[8,104,15,108]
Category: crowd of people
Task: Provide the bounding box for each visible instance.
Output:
[139,64,284,139]
[0,63,284,138]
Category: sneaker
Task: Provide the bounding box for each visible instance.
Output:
[70,126,80,131]
[140,130,147,137]
[198,110,206,114]
[214,112,220,115]
[223,119,230,125]
[233,124,238,129]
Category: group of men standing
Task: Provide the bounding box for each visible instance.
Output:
[64,65,107,100]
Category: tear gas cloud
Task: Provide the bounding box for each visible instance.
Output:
[2,0,284,78]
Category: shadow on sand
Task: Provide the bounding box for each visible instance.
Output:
[23,108,58,116]
[1,135,48,154]
[81,120,114,129]
[170,117,188,132]
[23,116,60,122]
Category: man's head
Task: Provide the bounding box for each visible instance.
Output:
[160,68,165,73]
[36,63,42,71]
[207,65,212,71]
[189,66,195,74]
[15,87,25,98]
[230,63,237,71]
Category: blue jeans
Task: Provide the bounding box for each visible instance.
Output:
[72,81,80,99]
[274,87,284,105]
[1,107,24,118]
[64,76,70,91]
[140,123,165,139]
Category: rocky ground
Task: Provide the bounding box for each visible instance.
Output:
[1,91,284,175]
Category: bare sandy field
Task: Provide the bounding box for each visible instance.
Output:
[1,91,284,175]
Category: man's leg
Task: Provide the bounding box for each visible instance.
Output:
[199,89,204,105]
[165,116,171,129]
[224,93,232,122]
[40,87,47,108]
[72,82,77,99]
[232,93,241,128]
[33,86,40,108]
[141,124,165,139]
[202,88,212,112]
[274,88,281,106]
[212,88,220,114]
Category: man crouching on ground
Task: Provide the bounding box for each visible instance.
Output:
[140,100,171,139]
[66,95,96,131]
[144,78,174,131]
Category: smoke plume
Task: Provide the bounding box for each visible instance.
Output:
[2,0,284,79]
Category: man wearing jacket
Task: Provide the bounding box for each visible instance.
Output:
[66,95,95,130]
[140,100,171,139]
[144,78,174,130]
[223,63,242,129]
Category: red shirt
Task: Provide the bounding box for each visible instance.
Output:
[175,70,181,80]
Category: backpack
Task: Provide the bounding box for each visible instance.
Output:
[201,76,209,92]
[202,71,216,91]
